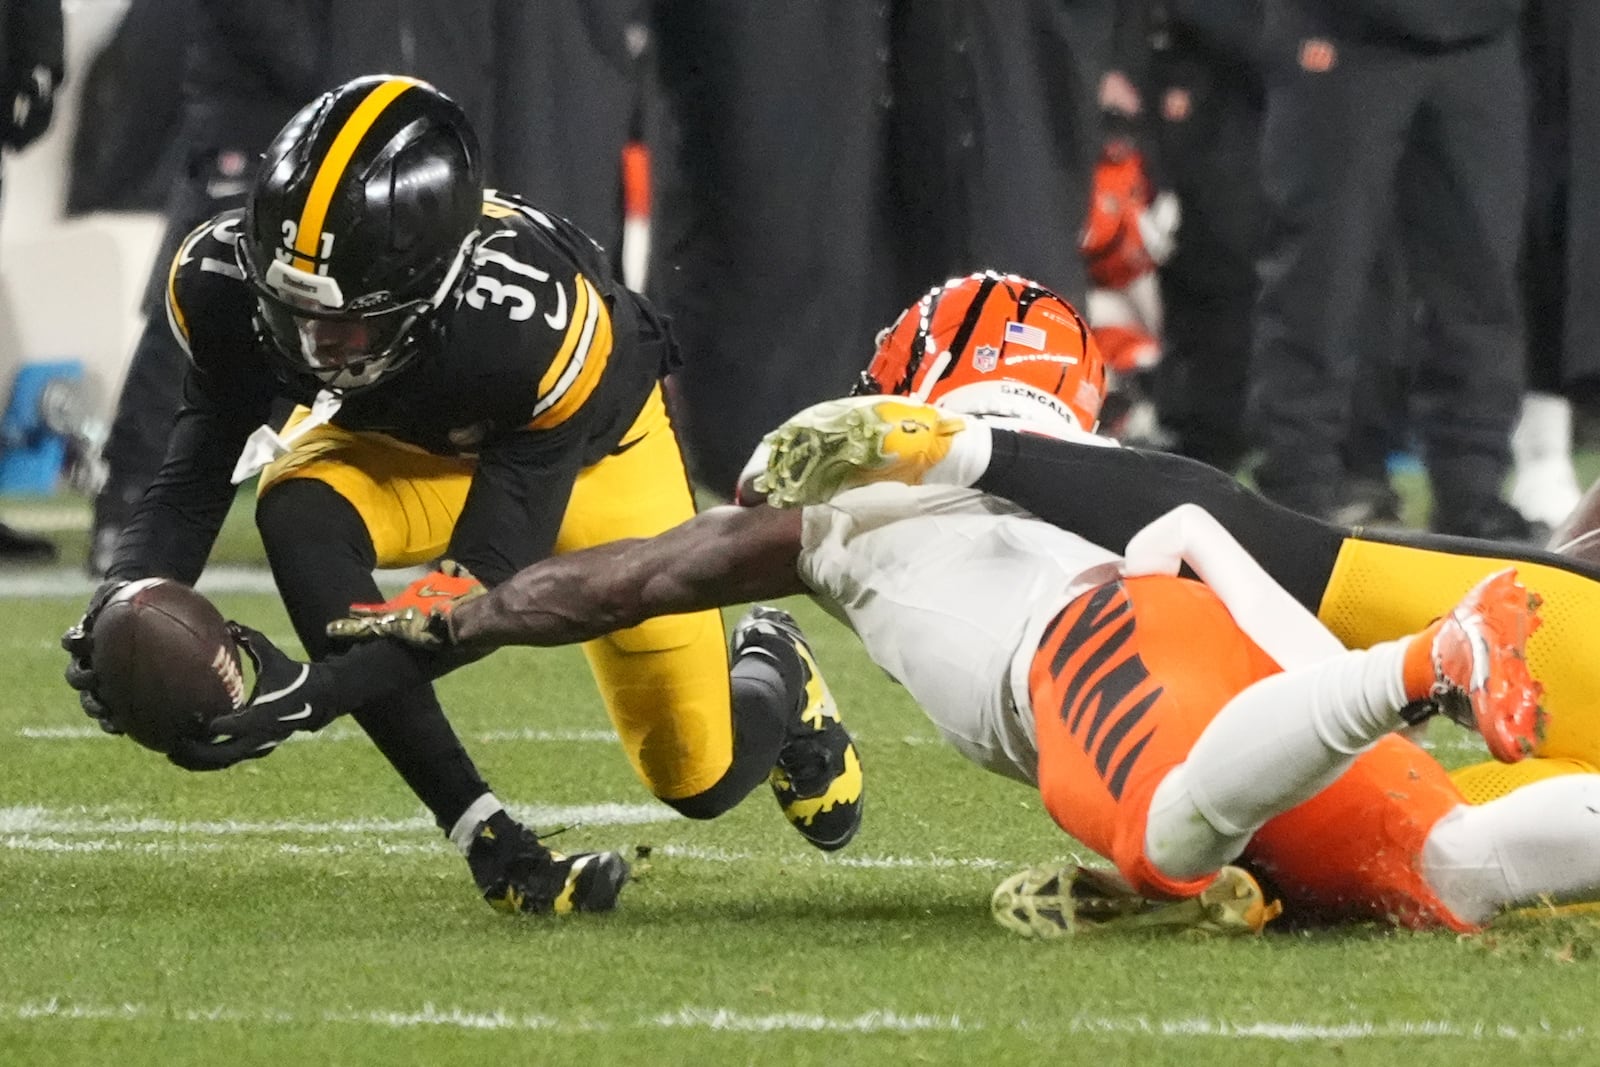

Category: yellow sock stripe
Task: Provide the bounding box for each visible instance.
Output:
[292,78,417,271]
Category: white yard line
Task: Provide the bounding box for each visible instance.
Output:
[0,817,1020,873]
[0,504,91,532]
[0,565,428,599]
[15,724,949,747]
[13,724,629,743]
[0,998,1588,1042]
[0,803,681,835]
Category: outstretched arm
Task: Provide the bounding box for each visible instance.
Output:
[450,504,809,651]
[171,504,809,772]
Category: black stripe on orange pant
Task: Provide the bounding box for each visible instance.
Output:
[1028,575,1472,927]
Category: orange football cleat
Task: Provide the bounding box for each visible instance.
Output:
[1428,568,1547,764]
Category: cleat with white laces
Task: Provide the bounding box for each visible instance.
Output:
[464,810,630,915]
[756,397,967,507]
[733,606,863,850]
[992,863,1281,939]
[1421,568,1546,764]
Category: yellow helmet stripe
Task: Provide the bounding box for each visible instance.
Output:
[291,77,418,271]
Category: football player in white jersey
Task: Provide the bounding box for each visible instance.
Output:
[755,271,1600,813]
[312,432,1600,936]
[229,276,1600,937]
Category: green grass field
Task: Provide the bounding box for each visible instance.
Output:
[3,489,1600,1066]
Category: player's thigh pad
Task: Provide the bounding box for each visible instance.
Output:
[556,386,735,800]
[1246,735,1473,931]
[1029,575,1281,899]
[1320,534,1600,761]
[257,409,473,566]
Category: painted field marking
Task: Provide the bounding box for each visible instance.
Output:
[2,999,1590,1042]
[15,723,950,747]
[0,565,427,600]
[0,812,1024,873]
[0,803,680,836]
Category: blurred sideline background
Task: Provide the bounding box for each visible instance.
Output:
[0,0,160,426]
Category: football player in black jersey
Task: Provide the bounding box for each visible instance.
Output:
[60,75,863,916]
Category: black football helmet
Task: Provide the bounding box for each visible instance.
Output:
[238,75,483,392]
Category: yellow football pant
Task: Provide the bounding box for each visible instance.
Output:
[258,385,735,800]
[1319,534,1600,800]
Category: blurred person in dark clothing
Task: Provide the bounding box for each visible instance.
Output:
[66,0,188,216]
[652,0,1114,495]
[88,0,328,575]
[317,1,650,273]
[1510,0,1600,531]
[0,0,60,161]
[0,0,63,563]
[1143,0,1264,475]
[1248,0,1532,540]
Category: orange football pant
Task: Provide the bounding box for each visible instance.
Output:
[1030,574,1470,929]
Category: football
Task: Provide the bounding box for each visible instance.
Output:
[92,578,247,754]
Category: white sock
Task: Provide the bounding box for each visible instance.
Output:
[924,417,992,487]
[447,792,504,856]
[1144,640,1411,880]
[1423,775,1600,924]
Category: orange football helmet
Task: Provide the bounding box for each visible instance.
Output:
[854,271,1107,434]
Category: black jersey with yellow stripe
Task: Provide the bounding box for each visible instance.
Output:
[110,193,667,586]
[166,193,660,465]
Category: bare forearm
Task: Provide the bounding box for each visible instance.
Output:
[452,540,657,649]
[450,505,807,651]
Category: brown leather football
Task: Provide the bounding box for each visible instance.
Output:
[92,579,246,754]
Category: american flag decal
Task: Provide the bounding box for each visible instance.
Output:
[1004,321,1047,350]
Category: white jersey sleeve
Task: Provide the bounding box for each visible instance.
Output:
[1121,503,1345,669]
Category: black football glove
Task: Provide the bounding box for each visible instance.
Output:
[166,623,340,772]
[61,579,131,734]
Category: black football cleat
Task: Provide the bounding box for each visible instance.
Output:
[464,810,629,916]
[733,606,863,851]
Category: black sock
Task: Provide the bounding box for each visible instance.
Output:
[256,478,490,831]
[662,646,797,820]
